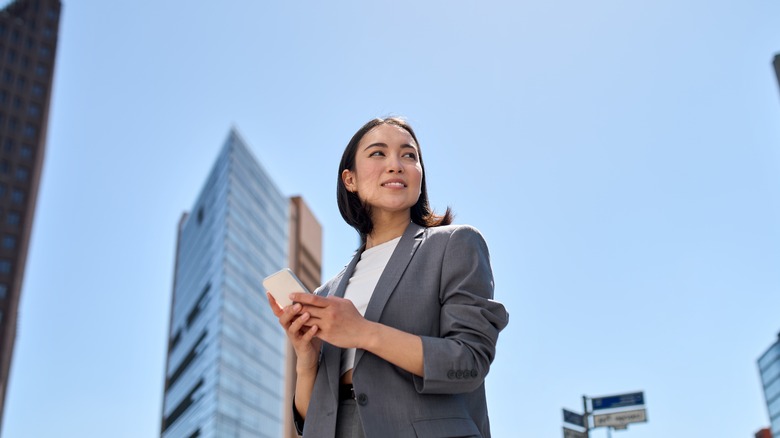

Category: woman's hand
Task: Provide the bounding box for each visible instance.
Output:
[267,292,321,371]
[290,293,369,349]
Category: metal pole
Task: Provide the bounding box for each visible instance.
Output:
[607,427,612,438]
[583,395,590,438]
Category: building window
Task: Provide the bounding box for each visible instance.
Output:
[0,184,7,198]
[27,104,39,118]
[43,26,52,39]
[31,83,44,97]
[10,30,20,44]
[38,45,50,58]
[7,211,19,226]
[2,235,15,250]
[11,189,23,204]
[15,167,28,181]
[16,76,25,91]
[0,259,11,274]
[0,90,7,104]
[35,64,46,77]
[20,145,32,159]
[4,139,12,152]
[0,161,9,174]
[12,96,21,109]
[0,283,6,299]
[3,70,12,84]
[8,118,17,132]
[6,49,15,63]
[23,124,35,137]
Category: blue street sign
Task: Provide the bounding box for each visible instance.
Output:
[591,392,645,411]
[563,409,585,427]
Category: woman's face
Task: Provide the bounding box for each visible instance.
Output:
[342,123,423,221]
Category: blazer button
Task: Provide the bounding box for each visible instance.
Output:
[447,370,456,380]
[456,370,464,379]
[470,369,478,378]
[357,393,368,406]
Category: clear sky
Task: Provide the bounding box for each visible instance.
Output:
[2,0,780,437]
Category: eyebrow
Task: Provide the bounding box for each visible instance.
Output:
[363,142,418,151]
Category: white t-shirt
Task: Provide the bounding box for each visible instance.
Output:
[340,236,401,376]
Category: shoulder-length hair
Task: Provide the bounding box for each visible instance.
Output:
[337,117,453,242]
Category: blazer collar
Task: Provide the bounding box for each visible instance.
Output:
[332,222,425,301]
[324,222,426,388]
[362,221,425,322]
[355,222,425,367]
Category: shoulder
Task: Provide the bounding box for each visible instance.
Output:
[423,223,487,244]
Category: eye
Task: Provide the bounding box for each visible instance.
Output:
[403,152,418,160]
[369,150,385,157]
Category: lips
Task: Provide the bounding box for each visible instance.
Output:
[381,179,407,188]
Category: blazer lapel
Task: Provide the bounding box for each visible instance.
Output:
[323,245,364,400]
[354,222,425,367]
[333,246,363,298]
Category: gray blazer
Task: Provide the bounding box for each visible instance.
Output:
[297,223,509,438]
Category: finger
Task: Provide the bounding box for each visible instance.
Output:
[279,303,303,327]
[290,292,328,307]
[289,311,311,335]
[301,324,319,341]
[266,292,284,317]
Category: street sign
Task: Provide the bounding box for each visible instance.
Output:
[593,408,647,428]
[591,391,644,410]
[563,427,588,438]
[563,409,585,427]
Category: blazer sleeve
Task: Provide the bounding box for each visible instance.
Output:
[414,225,509,394]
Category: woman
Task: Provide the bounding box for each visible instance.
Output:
[268,117,509,438]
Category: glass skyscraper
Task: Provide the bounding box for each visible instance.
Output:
[759,333,780,438]
[161,129,319,438]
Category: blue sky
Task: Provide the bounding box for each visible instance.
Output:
[2,0,780,436]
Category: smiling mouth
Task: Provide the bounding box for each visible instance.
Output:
[381,182,406,188]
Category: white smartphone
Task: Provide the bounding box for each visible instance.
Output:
[263,268,310,308]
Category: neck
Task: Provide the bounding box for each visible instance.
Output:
[366,212,410,249]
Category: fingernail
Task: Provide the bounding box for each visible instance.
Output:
[293,303,301,311]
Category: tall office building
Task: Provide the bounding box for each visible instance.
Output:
[759,333,780,438]
[0,0,60,429]
[161,129,322,438]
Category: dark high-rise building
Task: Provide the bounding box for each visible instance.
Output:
[161,129,322,438]
[0,0,60,429]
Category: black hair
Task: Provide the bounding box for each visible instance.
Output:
[337,117,453,243]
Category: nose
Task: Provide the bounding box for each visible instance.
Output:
[387,156,403,173]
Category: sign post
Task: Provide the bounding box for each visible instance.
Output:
[593,408,647,428]
[563,391,647,435]
[591,392,644,411]
[563,427,588,438]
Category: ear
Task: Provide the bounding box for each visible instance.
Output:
[342,169,357,193]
